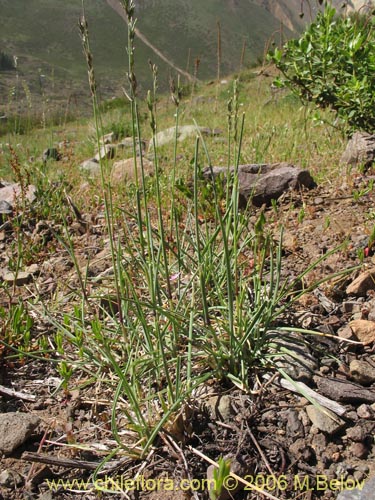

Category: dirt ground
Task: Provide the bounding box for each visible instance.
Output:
[1,165,375,500]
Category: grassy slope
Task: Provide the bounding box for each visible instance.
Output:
[0,0,293,109]
[133,0,291,78]
[0,0,169,111]
[0,0,126,80]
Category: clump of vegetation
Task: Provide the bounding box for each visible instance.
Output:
[0,50,15,71]
[269,2,375,134]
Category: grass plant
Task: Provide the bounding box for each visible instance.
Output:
[0,3,362,498]
[12,2,350,466]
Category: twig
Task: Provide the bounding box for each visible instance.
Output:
[0,384,36,402]
[246,425,275,477]
[188,446,281,500]
[264,375,347,416]
[22,452,101,470]
[25,424,51,486]
[161,433,200,500]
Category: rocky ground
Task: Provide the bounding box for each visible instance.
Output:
[1,146,375,500]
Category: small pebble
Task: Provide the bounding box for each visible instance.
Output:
[350,442,368,459]
[0,470,23,488]
[357,404,373,419]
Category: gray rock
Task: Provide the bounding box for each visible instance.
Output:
[340,301,362,314]
[268,332,318,382]
[350,360,375,385]
[341,131,375,170]
[0,200,12,215]
[205,395,233,422]
[79,158,101,177]
[202,162,316,207]
[0,412,40,454]
[357,404,374,419]
[0,183,36,208]
[118,137,146,154]
[94,144,116,162]
[110,158,154,185]
[0,470,23,488]
[306,405,346,434]
[337,475,375,500]
[101,132,115,144]
[150,125,211,150]
[2,271,32,286]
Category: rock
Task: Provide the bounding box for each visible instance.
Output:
[268,332,318,382]
[346,425,367,442]
[340,301,362,314]
[349,319,375,345]
[0,412,40,454]
[205,395,233,422]
[337,325,355,341]
[118,137,146,154]
[285,409,304,437]
[101,132,115,144]
[340,131,375,170]
[202,163,316,207]
[337,475,375,500]
[42,148,60,162]
[0,183,36,208]
[2,271,32,286]
[357,404,374,419]
[306,405,346,434]
[350,442,368,459]
[350,359,375,385]
[289,438,315,461]
[25,263,40,275]
[150,125,211,150]
[346,269,375,296]
[0,200,12,215]
[110,158,154,185]
[79,158,100,177]
[0,470,23,488]
[37,492,53,500]
[94,144,116,161]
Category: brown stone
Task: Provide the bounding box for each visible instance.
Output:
[0,183,36,207]
[350,442,368,459]
[346,269,375,296]
[2,271,32,286]
[350,359,375,385]
[306,405,346,435]
[349,319,375,345]
[111,158,154,185]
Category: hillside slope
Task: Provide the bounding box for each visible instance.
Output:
[129,0,290,76]
[0,0,371,116]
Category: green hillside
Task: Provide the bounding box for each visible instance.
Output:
[133,0,289,77]
[0,0,292,117]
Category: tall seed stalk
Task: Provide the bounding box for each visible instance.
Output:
[79,5,127,331]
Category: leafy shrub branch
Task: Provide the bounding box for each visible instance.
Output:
[269,3,375,133]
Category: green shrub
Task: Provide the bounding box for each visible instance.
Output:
[269,3,375,134]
